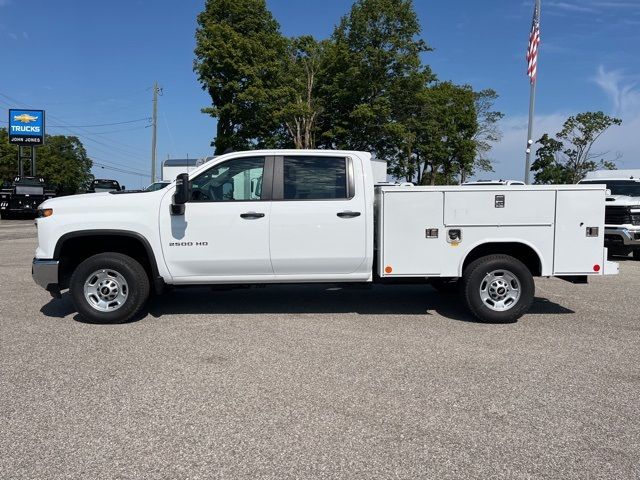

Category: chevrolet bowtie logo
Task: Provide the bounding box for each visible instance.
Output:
[13,114,39,123]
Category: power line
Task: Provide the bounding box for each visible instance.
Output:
[93,164,149,177]
[0,94,149,154]
[0,92,154,177]
[48,125,150,135]
[48,118,151,128]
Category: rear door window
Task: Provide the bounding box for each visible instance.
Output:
[283,156,347,200]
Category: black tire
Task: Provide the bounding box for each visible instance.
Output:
[634,249,640,261]
[69,252,150,324]
[0,211,10,220]
[462,254,535,323]
[430,277,461,294]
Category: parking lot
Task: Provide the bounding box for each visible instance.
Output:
[1,219,639,479]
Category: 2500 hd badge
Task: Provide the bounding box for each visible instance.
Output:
[169,242,209,247]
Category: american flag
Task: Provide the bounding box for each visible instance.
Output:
[526,1,541,84]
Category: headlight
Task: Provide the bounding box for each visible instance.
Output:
[37,208,53,218]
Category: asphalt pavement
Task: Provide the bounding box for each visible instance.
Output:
[1,219,639,479]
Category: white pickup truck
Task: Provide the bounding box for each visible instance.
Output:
[579,169,640,260]
[32,150,617,324]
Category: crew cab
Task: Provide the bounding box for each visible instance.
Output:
[32,150,617,324]
[579,170,640,260]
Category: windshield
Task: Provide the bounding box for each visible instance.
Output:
[92,180,120,190]
[145,182,169,191]
[581,180,640,197]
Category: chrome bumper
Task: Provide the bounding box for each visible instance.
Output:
[605,226,640,247]
[32,258,60,291]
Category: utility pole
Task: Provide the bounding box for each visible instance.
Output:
[150,81,162,183]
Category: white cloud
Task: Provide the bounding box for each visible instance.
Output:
[593,66,640,117]
[545,2,597,13]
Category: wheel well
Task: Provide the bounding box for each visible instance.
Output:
[56,233,156,289]
[462,242,542,277]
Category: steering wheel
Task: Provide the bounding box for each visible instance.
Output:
[191,189,210,201]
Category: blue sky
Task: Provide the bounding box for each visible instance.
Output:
[1,0,638,188]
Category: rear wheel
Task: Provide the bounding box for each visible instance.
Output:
[633,249,640,261]
[462,254,534,323]
[69,252,150,323]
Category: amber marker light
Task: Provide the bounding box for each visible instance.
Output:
[38,208,53,218]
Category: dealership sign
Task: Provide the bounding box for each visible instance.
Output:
[8,109,45,145]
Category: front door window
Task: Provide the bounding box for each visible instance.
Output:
[190,157,265,202]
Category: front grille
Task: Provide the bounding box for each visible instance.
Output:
[605,206,632,225]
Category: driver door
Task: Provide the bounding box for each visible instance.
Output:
[159,156,274,280]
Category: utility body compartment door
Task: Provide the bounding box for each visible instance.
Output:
[380,191,446,276]
[553,189,606,275]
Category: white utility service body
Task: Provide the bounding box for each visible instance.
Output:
[32,149,617,323]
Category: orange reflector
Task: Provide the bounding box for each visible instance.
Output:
[385,266,393,274]
[593,264,601,272]
[41,208,53,218]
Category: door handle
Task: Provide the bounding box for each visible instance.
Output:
[240,212,265,219]
[337,211,361,218]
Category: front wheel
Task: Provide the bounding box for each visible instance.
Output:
[69,252,150,323]
[462,255,535,323]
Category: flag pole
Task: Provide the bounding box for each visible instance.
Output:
[524,77,537,184]
[524,0,541,184]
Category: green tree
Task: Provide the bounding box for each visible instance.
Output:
[387,82,478,185]
[276,36,326,149]
[0,128,93,194]
[531,111,622,184]
[419,82,478,185]
[318,0,434,159]
[471,89,503,181]
[194,0,288,154]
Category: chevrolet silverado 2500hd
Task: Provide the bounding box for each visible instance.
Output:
[32,150,618,323]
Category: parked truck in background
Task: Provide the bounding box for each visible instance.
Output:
[87,179,124,193]
[32,150,617,324]
[0,176,55,219]
[579,169,640,260]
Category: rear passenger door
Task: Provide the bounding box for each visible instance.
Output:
[269,154,367,276]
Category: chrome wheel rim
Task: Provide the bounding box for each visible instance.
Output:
[479,269,521,312]
[83,269,129,312]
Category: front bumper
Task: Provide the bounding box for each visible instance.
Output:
[605,226,640,248]
[32,258,60,295]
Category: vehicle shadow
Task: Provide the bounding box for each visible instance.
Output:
[40,284,574,325]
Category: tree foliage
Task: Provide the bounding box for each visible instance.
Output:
[531,111,622,184]
[276,36,326,149]
[194,0,503,182]
[194,0,288,154]
[0,128,93,194]
[318,0,434,159]
[472,89,504,179]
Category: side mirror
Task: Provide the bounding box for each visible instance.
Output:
[606,189,612,196]
[171,173,190,215]
[120,185,126,191]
